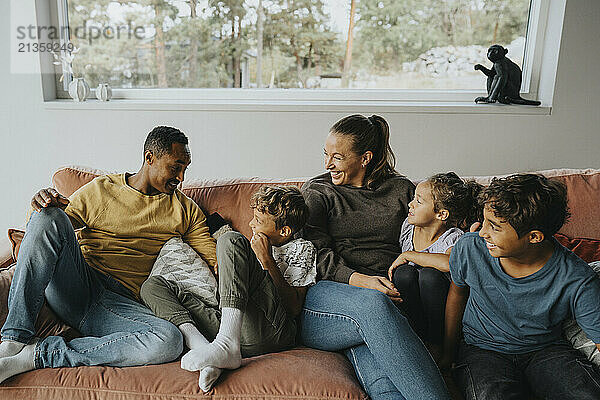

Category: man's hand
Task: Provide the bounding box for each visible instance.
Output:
[349,272,403,304]
[250,232,273,268]
[388,253,409,281]
[32,188,69,212]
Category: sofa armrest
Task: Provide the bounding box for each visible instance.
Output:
[0,236,14,270]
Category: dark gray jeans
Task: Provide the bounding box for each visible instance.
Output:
[454,340,600,400]
[141,231,296,357]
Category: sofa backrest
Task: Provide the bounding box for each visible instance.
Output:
[52,166,305,239]
[182,178,305,238]
[52,166,600,241]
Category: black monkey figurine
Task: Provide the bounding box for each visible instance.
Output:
[474,44,541,105]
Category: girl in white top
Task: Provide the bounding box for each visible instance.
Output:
[388,172,482,344]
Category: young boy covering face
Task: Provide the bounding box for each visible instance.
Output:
[141,185,316,391]
[442,174,600,400]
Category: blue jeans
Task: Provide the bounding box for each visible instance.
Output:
[454,340,600,400]
[300,280,450,400]
[1,207,183,368]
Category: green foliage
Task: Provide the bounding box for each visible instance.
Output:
[263,0,342,87]
[63,0,530,89]
[353,0,530,75]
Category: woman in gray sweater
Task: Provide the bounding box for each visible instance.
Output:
[300,114,450,400]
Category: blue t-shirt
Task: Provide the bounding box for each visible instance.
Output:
[450,232,600,354]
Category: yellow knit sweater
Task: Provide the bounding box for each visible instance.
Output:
[65,173,216,298]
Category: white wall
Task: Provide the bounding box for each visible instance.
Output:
[1,0,599,231]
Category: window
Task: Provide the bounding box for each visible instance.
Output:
[50,0,548,103]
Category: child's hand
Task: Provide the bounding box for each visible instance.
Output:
[250,232,272,266]
[388,253,409,281]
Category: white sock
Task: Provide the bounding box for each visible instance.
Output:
[180,307,242,371]
[178,322,209,349]
[0,340,26,359]
[0,342,36,384]
[199,366,222,392]
[178,322,223,391]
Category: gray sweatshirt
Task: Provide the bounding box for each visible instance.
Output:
[300,173,415,283]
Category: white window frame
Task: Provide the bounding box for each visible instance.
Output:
[44,0,552,108]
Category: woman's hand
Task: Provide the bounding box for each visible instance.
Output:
[387,252,410,281]
[349,272,402,303]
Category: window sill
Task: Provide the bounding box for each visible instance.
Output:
[43,99,551,115]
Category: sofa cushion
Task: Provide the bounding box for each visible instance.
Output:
[8,229,24,263]
[0,348,367,400]
[555,233,600,263]
[550,169,600,240]
[0,265,81,341]
[464,168,600,240]
[52,166,111,198]
[182,178,305,239]
[149,237,218,308]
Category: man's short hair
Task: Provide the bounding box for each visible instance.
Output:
[250,185,309,233]
[144,126,188,158]
[479,173,570,238]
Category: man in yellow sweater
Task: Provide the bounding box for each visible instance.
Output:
[0,126,216,383]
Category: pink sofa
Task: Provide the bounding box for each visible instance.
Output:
[1,165,599,400]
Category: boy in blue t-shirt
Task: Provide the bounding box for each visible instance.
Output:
[442,174,600,400]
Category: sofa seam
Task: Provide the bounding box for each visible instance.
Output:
[0,386,367,399]
[183,181,306,190]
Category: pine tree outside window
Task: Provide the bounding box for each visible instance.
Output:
[48,0,551,104]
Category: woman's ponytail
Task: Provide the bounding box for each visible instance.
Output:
[365,115,397,189]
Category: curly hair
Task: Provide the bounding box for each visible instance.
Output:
[250,185,309,233]
[143,126,188,158]
[479,174,570,238]
[428,172,483,231]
